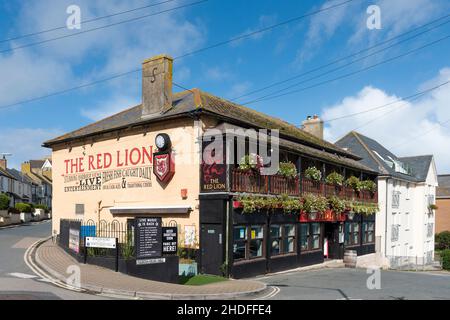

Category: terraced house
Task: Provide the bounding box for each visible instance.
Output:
[44,55,380,278]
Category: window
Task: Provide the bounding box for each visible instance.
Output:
[270,224,296,256]
[233,225,264,261]
[75,204,84,216]
[345,222,360,246]
[300,223,321,252]
[406,183,410,200]
[392,191,400,208]
[362,222,375,244]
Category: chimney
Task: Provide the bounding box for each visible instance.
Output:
[142,54,173,119]
[0,157,6,170]
[302,115,324,140]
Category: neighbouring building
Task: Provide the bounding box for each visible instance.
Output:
[44,54,380,278]
[336,131,438,268]
[21,158,53,208]
[436,175,450,233]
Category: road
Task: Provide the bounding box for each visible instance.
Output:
[0,220,110,300]
[257,267,450,300]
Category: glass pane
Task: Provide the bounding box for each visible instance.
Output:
[369,222,374,231]
[285,224,295,237]
[251,226,263,239]
[284,237,295,253]
[250,239,263,257]
[271,239,280,255]
[270,225,280,239]
[354,223,360,232]
[312,235,320,249]
[300,235,308,250]
[234,226,247,240]
[353,232,359,244]
[233,242,246,260]
[300,224,309,236]
[312,223,320,235]
[363,222,368,232]
[368,231,374,243]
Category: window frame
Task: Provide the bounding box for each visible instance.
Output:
[233,224,265,262]
[362,221,375,244]
[300,222,322,253]
[270,223,296,256]
[345,222,361,246]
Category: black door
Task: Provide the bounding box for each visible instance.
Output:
[200,224,223,275]
[324,223,343,259]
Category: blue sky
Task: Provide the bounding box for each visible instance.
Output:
[0,0,450,172]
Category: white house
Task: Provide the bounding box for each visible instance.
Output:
[336,131,438,268]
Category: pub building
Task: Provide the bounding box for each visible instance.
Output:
[44,54,379,279]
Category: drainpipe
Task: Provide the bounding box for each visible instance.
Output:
[225,200,230,277]
[384,178,389,259]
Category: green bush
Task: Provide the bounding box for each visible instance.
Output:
[278,162,297,178]
[35,204,49,213]
[435,231,450,251]
[15,202,32,213]
[345,176,362,192]
[0,193,10,210]
[325,172,344,186]
[304,166,322,181]
[360,180,377,193]
[441,250,450,271]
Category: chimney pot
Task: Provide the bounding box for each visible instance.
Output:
[142,54,173,119]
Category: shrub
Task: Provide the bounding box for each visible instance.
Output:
[0,193,10,210]
[325,172,344,186]
[302,194,328,213]
[360,180,377,193]
[435,231,450,251]
[278,162,297,178]
[441,250,450,271]
[345,176,362,192]
[35,204,49,213]
[15,202,32,213]
[328,196,345,213]
[279,194,302,213]
[238,154,263,172]
[304,166,322,181]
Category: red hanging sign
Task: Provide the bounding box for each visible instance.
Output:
[153,151,175,183]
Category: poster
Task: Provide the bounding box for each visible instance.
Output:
[184,225,196,246]
[135,217,162,259]
[69,228,80,253]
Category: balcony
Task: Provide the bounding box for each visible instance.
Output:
[231,168,378,204]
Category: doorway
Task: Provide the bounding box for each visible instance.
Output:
[324,223,344,259]
[200,224,224,275]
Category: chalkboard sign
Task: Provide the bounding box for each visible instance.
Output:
[135,217,162,259]
[162,227,178,254]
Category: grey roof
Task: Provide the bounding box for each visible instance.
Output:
[437,174,450,198]
[29,160,45,169]
[43,89,361,161]
[336,131,433,182]
[6,169,34,184]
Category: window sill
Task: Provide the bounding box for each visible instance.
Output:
[270,252,297,259]
[233,257,266,266]
[300,249,322,255]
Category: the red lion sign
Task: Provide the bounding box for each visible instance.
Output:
[153,152,175,183]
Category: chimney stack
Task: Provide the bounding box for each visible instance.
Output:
[302,115,324,140]
[0,156,7,170]
[142,54,173,119]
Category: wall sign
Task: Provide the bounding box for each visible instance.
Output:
[85,237,117,249]
[135,217,162,259]
[162,227,178,254]
[201,139,227,192]
[136,258,166,265]
[153,151,175,183]
[69,228,80,253]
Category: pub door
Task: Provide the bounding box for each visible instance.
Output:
[324,223,344,259]
[200,224,224,275]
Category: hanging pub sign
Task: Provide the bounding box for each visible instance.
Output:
[200,138,227,192]
[135,217,162,259]
[153,133,175,183]
[162,226,178,254]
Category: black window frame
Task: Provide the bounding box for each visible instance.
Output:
[362,221,375,244]
[270,223,296,256]
[300,222,322,253]
[233,224,265,262]
[345,222,360,246]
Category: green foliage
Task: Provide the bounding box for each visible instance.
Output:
[0,193,10,210]
[15,202,32,213]
[278,162,298,178]
[237,194,302,214]
[179,274,227,286]
[348,202,379,215]
[238,154,263,171]
[35,204,49,213]
[304,166,322,181]
[428,204,438,211]
[325,172,344,186]
[279,194,302,213]
[302,194,328,213]
[435,231,450,251]
[441,250,450,271]
[328,196,345,213]
[360,180,377,193]
[121,231,135,260]
[345,176,362,192]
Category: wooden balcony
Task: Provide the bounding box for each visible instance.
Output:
[231,168,378,204]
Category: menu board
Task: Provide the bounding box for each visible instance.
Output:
[162,227,178,254]
[135,217,162,259]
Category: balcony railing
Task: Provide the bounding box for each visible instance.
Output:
[231,168,378,203]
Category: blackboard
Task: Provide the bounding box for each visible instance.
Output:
[162,227,178,254]
[135,217,162,259]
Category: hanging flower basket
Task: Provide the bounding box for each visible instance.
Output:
[308,211,318,220]
[233,200,243,209]
[347,211,355,220]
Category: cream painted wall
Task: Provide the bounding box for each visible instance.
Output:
[50,118,203,243]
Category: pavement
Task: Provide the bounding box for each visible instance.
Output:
[31,238,268,300]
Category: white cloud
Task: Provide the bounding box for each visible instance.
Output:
[204,66,232,81]
[0,128,64,169]
[322,68,450,173]
[231,15,278,47]
[81,95,140,121]
[227,81,253,100]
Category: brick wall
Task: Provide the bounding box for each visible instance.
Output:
[436,198,450,233]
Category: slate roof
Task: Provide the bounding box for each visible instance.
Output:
[336,131,433,182]
[6,169,35,184]
[42,89,378,172]
[437,174,450,198]
[30,160,45,169]
[43,89,361,161]
[0,167,14,179]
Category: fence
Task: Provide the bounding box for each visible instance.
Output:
[387,252,442,271]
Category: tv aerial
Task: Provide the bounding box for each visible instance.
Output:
[0,153,12,160]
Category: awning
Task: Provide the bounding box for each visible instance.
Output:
[109,205,192,215]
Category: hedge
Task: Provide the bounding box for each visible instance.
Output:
[441,250,450,271]
[0,193,10,210]
[15,202,32,213]
[435,231,450,251]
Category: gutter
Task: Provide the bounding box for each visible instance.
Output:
[384,177,389,258]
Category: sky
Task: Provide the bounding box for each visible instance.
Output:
[0,0,449,173]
